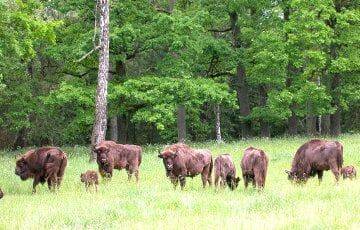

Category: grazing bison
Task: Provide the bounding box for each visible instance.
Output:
[15,147,67,193]
[241,147,268,190]
[81,170,99,192]
[341,165,356,180]
[158,143,213,190]
[214,154,240,190]
[94,140,142,181]
[0,188,3,199]
[285,139,343,184]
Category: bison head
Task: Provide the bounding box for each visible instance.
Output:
[15,157,32,180]
[285,170,307,183]
[95,146,110,165]
[226,176,240,190]
[80,173,86,183]
[158,150,177,176]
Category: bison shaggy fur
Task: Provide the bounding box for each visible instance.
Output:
[158,143,213,190]
[94,140,142,182]
[241,147,268,190]
[15,147,67,193]
[214,154,240,190]
[81,170,99,192]
[286,139,343,184]
[341,165,356,180]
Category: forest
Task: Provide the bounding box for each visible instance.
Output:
[0,0,359,149]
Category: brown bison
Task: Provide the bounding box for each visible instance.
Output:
[158,143,213,190]
[285,139,343,183]
[214,154,240,190]
[341,165,356,180]
[94,140,142,181]
[15,147,67,193]
[81,170,99,192]
[0,188,3,199]
[241,147,268,189]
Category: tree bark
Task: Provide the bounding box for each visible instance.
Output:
[177,105,186,143]
[330,73,341,136]
[259,85,270,138]
[306,100,317,136]
[90,0,110,161]
[230,11,251,138]
[117,114,128,143]
[288,111,298,135]
[109,116,118,142]
[321,115,330,135]
[214,104,222,143]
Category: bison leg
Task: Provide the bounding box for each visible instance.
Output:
[243,175,249,189]
[135,170,139,183]
[214,174,220,188]
[201,165,212,188]
[317,170,324,185]
[179,175,186,190]
[329,161,340,183]
[32,175,42,194]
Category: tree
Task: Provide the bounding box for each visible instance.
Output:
[90,0,110,161]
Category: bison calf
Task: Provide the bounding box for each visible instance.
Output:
[285,139,343,184]
[0,188,3,199]
[94,140,142,182]
[241,147,268,190]
[81,170,99,192]
[341,166,356,180]
[214,154,240,190]
[15,147,67,193]
[158,143,213,190]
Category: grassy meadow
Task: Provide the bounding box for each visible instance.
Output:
[0,135,359,229]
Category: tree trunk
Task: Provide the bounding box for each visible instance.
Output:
[259,85,270,138]
[117,114,128,143]
[288,111,298,135]
[214,104,222,143]
[230,11,251,138]
[90,0,110,161]
[109,116,118,142]
[306,100,317,136]
[321,115,330,135]
[330,73,341,136]
[177,105,186,143]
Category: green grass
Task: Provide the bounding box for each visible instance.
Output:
[0,135,360,229]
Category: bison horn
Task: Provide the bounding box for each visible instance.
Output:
[158,154,163,159]
[285,170,291,175]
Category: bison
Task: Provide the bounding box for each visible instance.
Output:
[341,165,356,180]
[241,147,268,190]
[94,140,142,182]
[0,188,3,199]
[285,139,343,184]
[81,170,99,192]
[214,154,240,190]
[158,143,213,190]
[15,147,67,193]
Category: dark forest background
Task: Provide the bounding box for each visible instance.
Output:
[0,0,359,149]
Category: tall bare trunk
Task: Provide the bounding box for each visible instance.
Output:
[321,115,330,135]
[214,104,222,143]
[230,11,251,138]
[259,85,270,137]
[306,101,317,136]
[109,116,118,142]
[177,105,186,143]
[330,73,341,136]
[90,0,110,161]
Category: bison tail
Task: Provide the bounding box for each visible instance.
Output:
[138,147,142,166]
[57,154,68,184]
[335,142,343,170]
[209,156,213,180]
